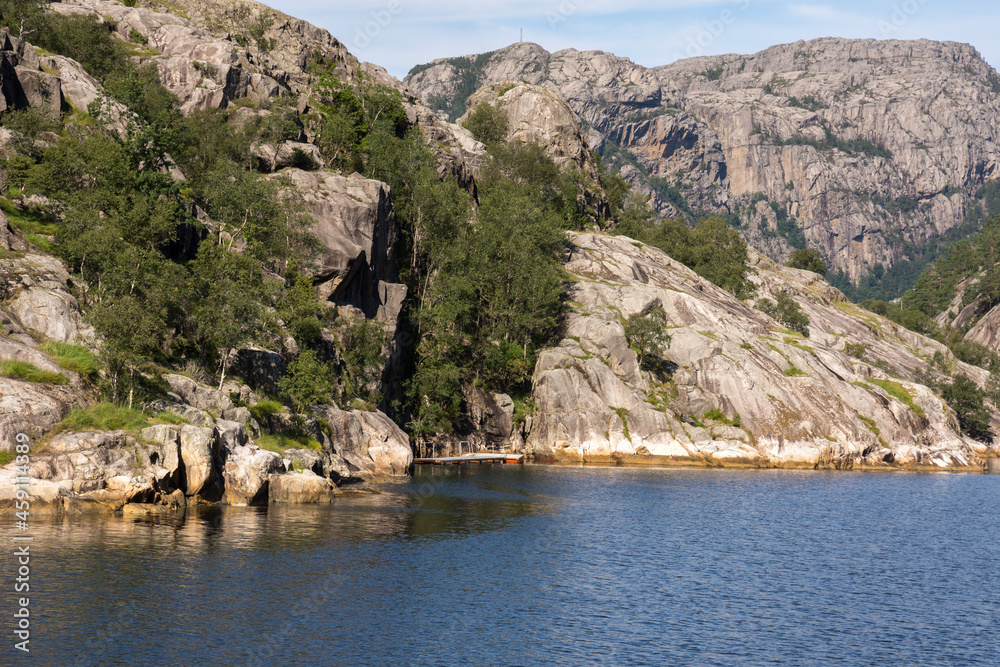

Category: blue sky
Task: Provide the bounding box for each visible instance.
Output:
[265,1,1000,80]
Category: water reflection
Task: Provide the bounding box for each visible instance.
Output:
[4,464,999,667]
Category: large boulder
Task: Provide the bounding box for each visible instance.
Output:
[15,67,63,116]
[38,54,102,111]
[163,374,234,412]
[179,424,220,499]
[147,399,215,428]
[253,141,323,172]
[138,424,183,489]
[316,406,412,477]
[221,444,283,505]
[268,470,336,504]
[277,170,401,317]
[228,347,285,394]
[214,419,248,451]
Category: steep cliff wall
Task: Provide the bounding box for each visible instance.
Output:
[406,39,1000,288]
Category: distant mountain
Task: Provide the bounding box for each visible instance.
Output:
[406,39,1000,299]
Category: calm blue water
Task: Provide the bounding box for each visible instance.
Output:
[4,465,1000,666]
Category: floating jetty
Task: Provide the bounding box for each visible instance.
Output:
[414,452,524,465]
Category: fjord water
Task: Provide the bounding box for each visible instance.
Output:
[8,466,1000,666]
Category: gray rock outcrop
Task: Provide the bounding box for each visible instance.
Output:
[179,424,221,499]
[461,82,598,178]
[1,253,93,343]
[524,231,996,469]
[279,169,399,313]
[221,443,283,505]
[316,405,413,477]
[268,469,336,504]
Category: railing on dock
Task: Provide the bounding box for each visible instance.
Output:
[415,440,522,465]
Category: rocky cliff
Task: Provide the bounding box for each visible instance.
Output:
[0,0,424,511]
[406,39,1000,288]
[527,231,996,469]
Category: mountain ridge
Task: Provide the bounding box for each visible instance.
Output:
[405,37,1000,297]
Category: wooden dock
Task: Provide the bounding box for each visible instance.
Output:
[414,453,524,465]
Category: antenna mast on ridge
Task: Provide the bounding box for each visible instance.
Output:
[520,28,523,43]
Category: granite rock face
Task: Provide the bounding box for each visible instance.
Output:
[1,253,93,343]
[280,169,400,314]
[524,231,996,469]
[406,39,1000,283]
[316,405,413,477]
[268,470,336,504]
[461,82,598,178]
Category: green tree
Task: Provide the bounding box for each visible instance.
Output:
[757,291,810,337]
[337,317,387,405]
[279,349,336,413]
[623,305,672,368]
[0,0,46,37]
[196,161,313,271]
[462,102,509,145]
[689,216,757,299]
[189,242,272,390]
[279,271,331,348]
[941,374,993,443]
[786,248,826,275]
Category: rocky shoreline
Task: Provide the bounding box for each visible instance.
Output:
[0,371,413,515]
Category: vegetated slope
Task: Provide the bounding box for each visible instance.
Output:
[406,39,1000,299]
[0,0,606,464]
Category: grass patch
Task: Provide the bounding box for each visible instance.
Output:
[784,337,815,353]
[868,378,926,419]
[256,433,323,454]
[24,233,55,252]
[56,402,150,433]
[249,399,284,423]
[0,360,68,385]
[43,341,99,377]
[152,411,189,426]
[612,407,632,442]
[1,198,57,233]
[0,450,13,466]
[704,407,741,427]
[784,366,808,377]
